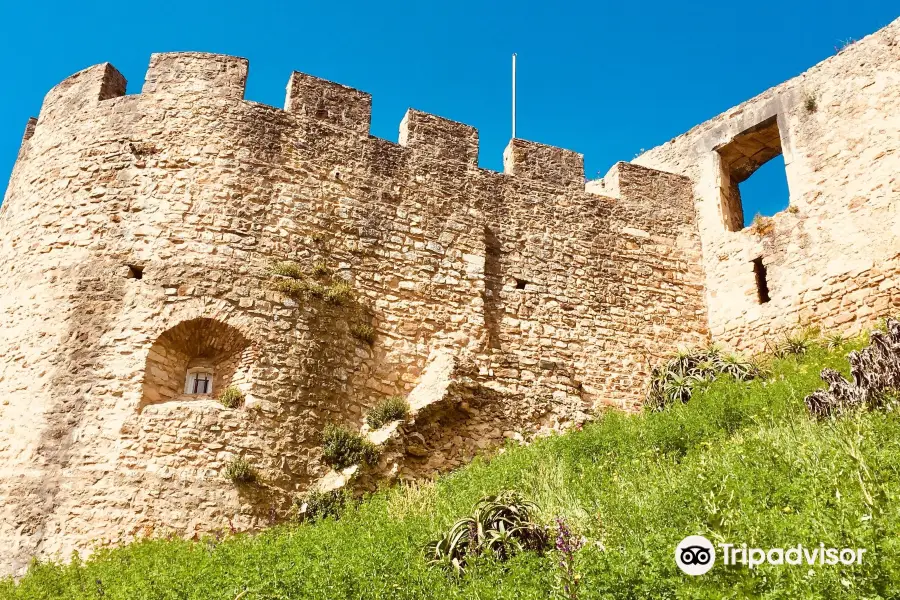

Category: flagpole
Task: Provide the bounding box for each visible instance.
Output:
[512,53,517,139]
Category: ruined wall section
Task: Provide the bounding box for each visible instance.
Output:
[0,51,709,571]
[633,18,900,350]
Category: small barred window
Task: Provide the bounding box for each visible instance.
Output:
[185,370,213,395]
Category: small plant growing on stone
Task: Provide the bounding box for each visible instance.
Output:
[270,261,305,279]
[321,424,379,470]
[350,323,376,345]
[272,277,308,297]
[223,457,256,484]
[311,261,331,278]
[293,488,351,523]
[366,396,409,429]
[804,94,817,113]
[324,281,354,305]
[749,213,774,236]
[218,386,244,409]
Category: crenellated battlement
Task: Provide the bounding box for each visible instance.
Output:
[285,71,372,135]
[26,51,593,190]
[399,109,479,167]
[142,52,248,98]
[37,62,125,125]
[502,138,584,188]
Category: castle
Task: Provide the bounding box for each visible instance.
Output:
[0,18,896,574]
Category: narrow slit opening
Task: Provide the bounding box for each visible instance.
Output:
[752,257,770,304]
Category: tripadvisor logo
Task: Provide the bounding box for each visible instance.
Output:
[675,535,715,575]
[675,536,867,575]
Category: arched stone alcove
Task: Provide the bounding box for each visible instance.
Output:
[140,317,253,411]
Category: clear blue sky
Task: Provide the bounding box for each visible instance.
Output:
[0,1,895,222]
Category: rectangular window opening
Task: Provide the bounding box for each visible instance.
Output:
[752,257,771,304]
[716,116,790,232]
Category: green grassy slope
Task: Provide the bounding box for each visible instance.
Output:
[4,340,900,599]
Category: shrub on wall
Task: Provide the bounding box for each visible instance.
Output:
[323,281,354,305]
[218,386,244,409]
[222,456,257,484]
[350,323,376,345]
[749,213,774,236]
[269,260,356,306]
[311,261,331,278]
[366,396,409,429]
[270,261,305,279]
[321,424,379,470]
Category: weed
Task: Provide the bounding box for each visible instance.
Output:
[321,424,379,469]
[825,332,847,350]
[366,397,409,429]
[311,262,331,278]
[748,213,774,236]
[272,278,310,297]
[424,491,548,574]
[324,281,354,305]
[270,261,305,279]
[218,386,244,409]
[554,517,583,600]
[222,457,256,484]
[646,346,759,411]
[804,94,817,113]
[350,323,376,345]
[775,331,813,358]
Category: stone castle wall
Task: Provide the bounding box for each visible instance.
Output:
[632,18,900,351]
[0,52,707,572]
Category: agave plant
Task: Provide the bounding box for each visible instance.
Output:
[825,333,847,350]
[645,345,760,411]
[717,352,761,379]
[424,491,548,575]
[775,332,812,358]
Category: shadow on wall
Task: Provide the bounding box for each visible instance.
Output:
[139,317,254,411]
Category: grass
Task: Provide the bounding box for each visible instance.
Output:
[269,261,305,279]
[366,396,409,429]
[4,338,900,599]
[271,278,355,305]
